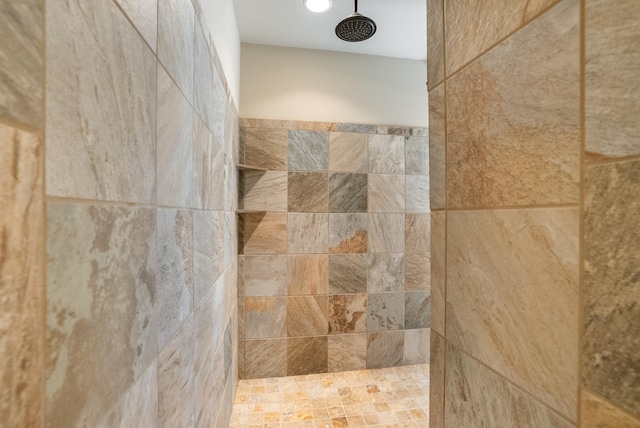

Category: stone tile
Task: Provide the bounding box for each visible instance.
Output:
[337,123,377,133]
[243,213,288,255]
[329,213,368,254]
[288,172,329,212]
[288,130,329,171]
[405,214,430,253]
[194,115,225,210]
[243,128,288,171]
[46,203,157,427]
[405,292,429,329]
[366,331,404,369]
[158,0,194,102]
[287,296,329,337]
[328,254,368,294]
[444,0,558,75]
[405,252,430,291]
[430,331,445,428]
[114,0,157,50]
[157,209,193,350]
[244,339,287,379]
[405,136,429,175]
[447,208,579,419]
[245,297,287,339]
[406,175,430,213]
[403,328,429,365]
[0,0,43,128]
[0,125,43,427]
[243,170,288,212]
[446,0,580,208]
[329,132,368,173]
[367,293,405,332]
[429,84,445,209]
[368,174,405,213]
[368,214,405,253]
[367,253,405,293]
[157,66,196,208]
[288,255,328,296]
[329,173,368,213]
[583,160,640,417]
[328,294,367,334]
[445,344,573,428]
[328,334,367,372]
[193,210,224,301]
[585,0,640,159]
[426,0,444,89]
[581,391,640,428]
[368,135,405,174]
[430,212,445,335]
[46,0,156,203]
[288,213,328,254]
[287,337,329,376]
[244,256,288,297]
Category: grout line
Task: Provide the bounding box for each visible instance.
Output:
[584,153,640,166]
[110,0,156,55]
[444,203,581,212]
[582,389,640,423]
[441,0,448,422]
[40,0,48,425]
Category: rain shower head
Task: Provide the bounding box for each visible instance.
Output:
[335,0,376,42]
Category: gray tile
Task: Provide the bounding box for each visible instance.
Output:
[158,0,194,102]
[288,130,329,171]
[288,172,328,213]
[194,115,225,210]
[114,0,157,50]
[368,174,405,213]
[406,136,429,175]
[406,175,430,213]
[367,293,405,332]
[405,291,429,329]
[329,213,368,254]
[337,123,377,133]
[193,211,224,302]
[368,253,405,293]
[366,331,404,369]
[288,213,328,254]
[329,173,368,213]
[368,214,405,253]
[329,254,368,294]
[368,135,405,174]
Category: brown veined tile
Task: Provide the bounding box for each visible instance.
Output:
[243,170,288,213]
[328,334,367,372]
[428,84,445,210]
[287,296,329,337]
[328,254,368,294]
[446,0,580,208]
[329,173,368,213]
[403,328,430,365]
[429,331,445,428]
[288,213,328,254]
[244,255,288,297]
[581,391,640,428]
[157,0,194,102]
[114,0,157,50]
[328,294,367,334]
[427,0,444,89]
[368,174,405,213]
[367,253,405,293]
[243,213,288,255]
[287,337,329,376]
[366,293,405,332]
[244,128,288,171]
[366,331,404,369]
[245,339,287,379]
[405,252,430,291]
[244,297,287,339]
[329,132,368,173]
[288,130,329,171]
[329,213,368,254]
[289,172,329,213]
[288,254,328,296]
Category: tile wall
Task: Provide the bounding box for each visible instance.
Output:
[237,119,431,379]
[428,0,640,426]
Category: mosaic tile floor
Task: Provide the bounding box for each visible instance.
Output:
[229,364,429,428]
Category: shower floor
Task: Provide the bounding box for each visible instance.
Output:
[229,364,429,428]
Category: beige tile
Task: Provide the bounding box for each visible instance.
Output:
[243,213,288,255]
[288,255,328,296]
[447,208,579,419]
[114,0,157,50]
[428,85,445,210]
[287,296,329,337]
[328,294,367,334]
[243,128,288,171]
[366,331,404,369]
[245,256,288,297]
[329,132,368,173]
[289,172,329,213]
[245,339,287,379]
[429,331,445,428]
[328,254,367,294]
[46,0,156,203]
[405,214,430,253]
[287,337,328,376]
[427,0,444,89]
[329,213,368,254]
[46,203,157,427]
[194,115,225,210]
[405,136,429,175]
[243,171,288,212]
[158,0,194,102]
[245,297,287,339]
[328,334,367,373]
[0,125,43,427]
[368,135,405,174]
[193,210,224,301]
[446,0,580,208]
[406,175,429,213]
[585,0,640,159]
[368,174,405,213]
[581,391,640,428]
[368,214,405,253]
[367,253,405,293]
[430,212,445,335]
[403,329,429,365]
[405,252,430,291]
[288,213,328,254]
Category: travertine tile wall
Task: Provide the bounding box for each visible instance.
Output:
[237,119,431,379]
[428,0,640,426]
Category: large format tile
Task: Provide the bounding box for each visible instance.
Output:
[288,213,328,254]
[329,173,368,213]
[243,171,288,212]
[329,213,367,254]
[46,0,156,203]
[287,296,329,337]
[585,0,640,159]
[366,331,404,369]
[328,334,367,372]
[329,132,368,173]
[446,0,580,208]
[243,128,288,171]
[157,0,194,102]
[244,297,286,339]
[367,253,405,293]
[368,214,405,253]
[426,0,444,89]
[368,135,405,174]
[368,174,405,213]
[583,160,640,417]
[328,294,367,334]
[287,337,328,376]
[405,136,429,175]
[0,0,43,128]
[288,172,328,213]
[328,254,368,294]
[46,203,157,427]
[405,291,429,329]
[430,212,445,335]
[581,391,640,428]
[194,115,225,210]
[114,0,157,50]
[288,254,328,296]
[193,210,224,301]
[288,130,329,171]
[403,328,429,365]
[244,256,288,297]
[428,85,445,209]
[447,208,579,419]
[244,339,287,379]
[242,213,288,255]
[430,331,445,428]
[367,293,405,332]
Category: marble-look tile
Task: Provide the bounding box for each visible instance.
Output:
[194,115,225,210]
[287,296,329,336]
[287,337,329,376]
[329,132,368,173]
[405,214,430,253]
[447,208,579,419]
[585,0,640,159]
[243,170,287,212]
[427,0,444,89]
[430,212,445,335]
[328,294,367,334]
[114,0,157,50]
[288,172,329,212]
[46,0,156,203]
[429,85,445,209]
[193,211,224,301]
[430,331,445,428]
[158,316,195,428]
[405,252,430,291]
[329,173,368,213]
[444,0,558,75]
[446,0,580,208]
[288,130,329,171]
[288,213,328,254]
[369,135,405,174]
[581,391,640,428]
[157,66,196,208]
[405,292,429,329]
[329,213,368,254]
[244,297,286,339]
[157,209,193,350]
[157,0,194,102]
[367,293,405,332]
[243,128,288,171]
[583,160,640,417]
[367,253,405,293]
[242,213,288,255]
[368,174,405,213]
[403,328,429,365]
[366,331,404,369]
[46,203,157,427]
[244,256,288,297]
[406,175,430,213]
[368,214,405,253]
[405,136,429,175]
[445,344,573,428]
[288,255,328,296]
[0,125,43,427]
[328,334,367,372]
[337,123,377,134]
[244,339,287,379]
[328,254,368,294]
[0,0,43,128]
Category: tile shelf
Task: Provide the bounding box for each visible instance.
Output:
[235,210,267,214]
[236,163,268,171]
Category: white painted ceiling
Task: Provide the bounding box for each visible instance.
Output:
[232,0,427,60]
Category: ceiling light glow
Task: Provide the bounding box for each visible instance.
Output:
[304,0,332,13]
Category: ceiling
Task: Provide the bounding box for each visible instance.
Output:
[232,0,427,61]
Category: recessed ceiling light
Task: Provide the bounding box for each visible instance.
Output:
[304,0,332,13]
